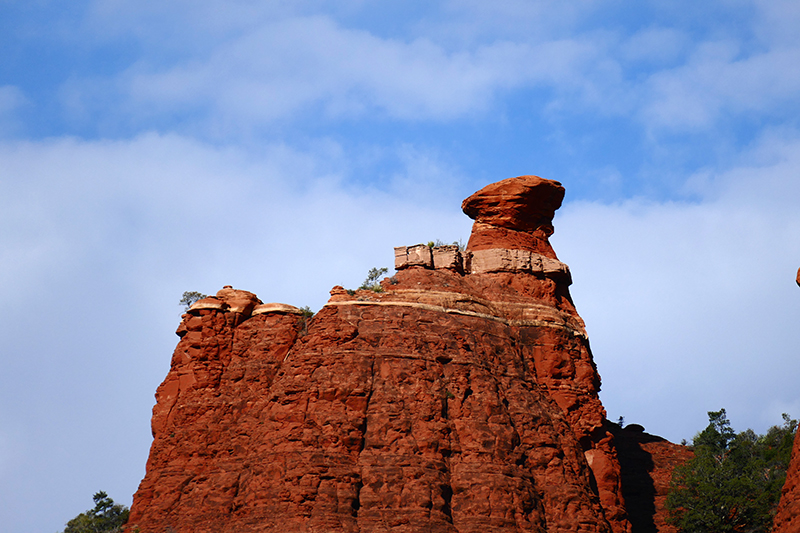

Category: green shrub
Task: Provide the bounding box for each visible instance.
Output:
[61,491,129,533]
[358,267,388,292]
[428,238,465,251]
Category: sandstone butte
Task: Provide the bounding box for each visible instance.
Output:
[127,175,693,533]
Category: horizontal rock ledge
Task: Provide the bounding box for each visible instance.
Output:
[395,244,571,283]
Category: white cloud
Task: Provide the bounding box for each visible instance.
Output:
[639,31,800,131]
[110,16,608,127]
[0,132,474,307]
[554,131,800,441]
[55,4,630,134]
[5,1,783,143]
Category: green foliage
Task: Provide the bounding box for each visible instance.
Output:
[358,267,388,292]
[428,239,466,251]
[179,290,207,310]
[61,491,129,533]
[297,306,314,335]
[666,409,796,533]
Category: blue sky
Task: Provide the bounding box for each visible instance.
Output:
[2,1,800,531]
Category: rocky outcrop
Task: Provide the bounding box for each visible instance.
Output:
[772,272,800,533]
[128,175,684,533]
[462,176,564,256]
[610,424,693,533]
[773,423,800,533]
[128,287,305,529]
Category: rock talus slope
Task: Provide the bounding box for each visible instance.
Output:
[129,175,679,532]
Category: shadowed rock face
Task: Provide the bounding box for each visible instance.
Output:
[128,176,681,533]
[610,425,693,533]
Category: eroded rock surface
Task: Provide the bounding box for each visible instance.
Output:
[773,425,800,533]
[773,272,800,533]
[610,424,693,533]
[129,176,683,533]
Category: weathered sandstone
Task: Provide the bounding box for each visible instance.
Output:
[128,175,685,533]
[432,244,463,272]
[462,176,564,256]
[773,422,800,533]
[609,424,693,533]
[394,244,433,270]
[772,272,800,533]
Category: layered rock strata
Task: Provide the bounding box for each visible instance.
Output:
[129,176,666,532]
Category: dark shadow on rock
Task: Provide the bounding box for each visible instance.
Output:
[609,422,661,533]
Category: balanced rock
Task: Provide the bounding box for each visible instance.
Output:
[462,175,564,255]
[128,175,684,533]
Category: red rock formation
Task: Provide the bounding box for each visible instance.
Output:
[128,175,686,533]
[772,271,800,533]
[610,424,693,533]
[128,288,306,530]
[773,424,800,533]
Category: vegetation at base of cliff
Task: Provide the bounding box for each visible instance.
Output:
[666,409,796,533]
[179,290,207,310]
[358,267,388,292]
[60,491,129,533]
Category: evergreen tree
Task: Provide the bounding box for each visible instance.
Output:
[62,491,129,533]
[666,409,796,533]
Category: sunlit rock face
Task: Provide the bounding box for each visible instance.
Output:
[127,176,679,533]
[774,427,800,533]
[773,272,800,533]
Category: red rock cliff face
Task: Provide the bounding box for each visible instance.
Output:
[773,425,800,533]
[129,176,671,532]
[772,270,800,533]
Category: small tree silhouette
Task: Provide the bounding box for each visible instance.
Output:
[179,291,207,310]
[359,267,388,292]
